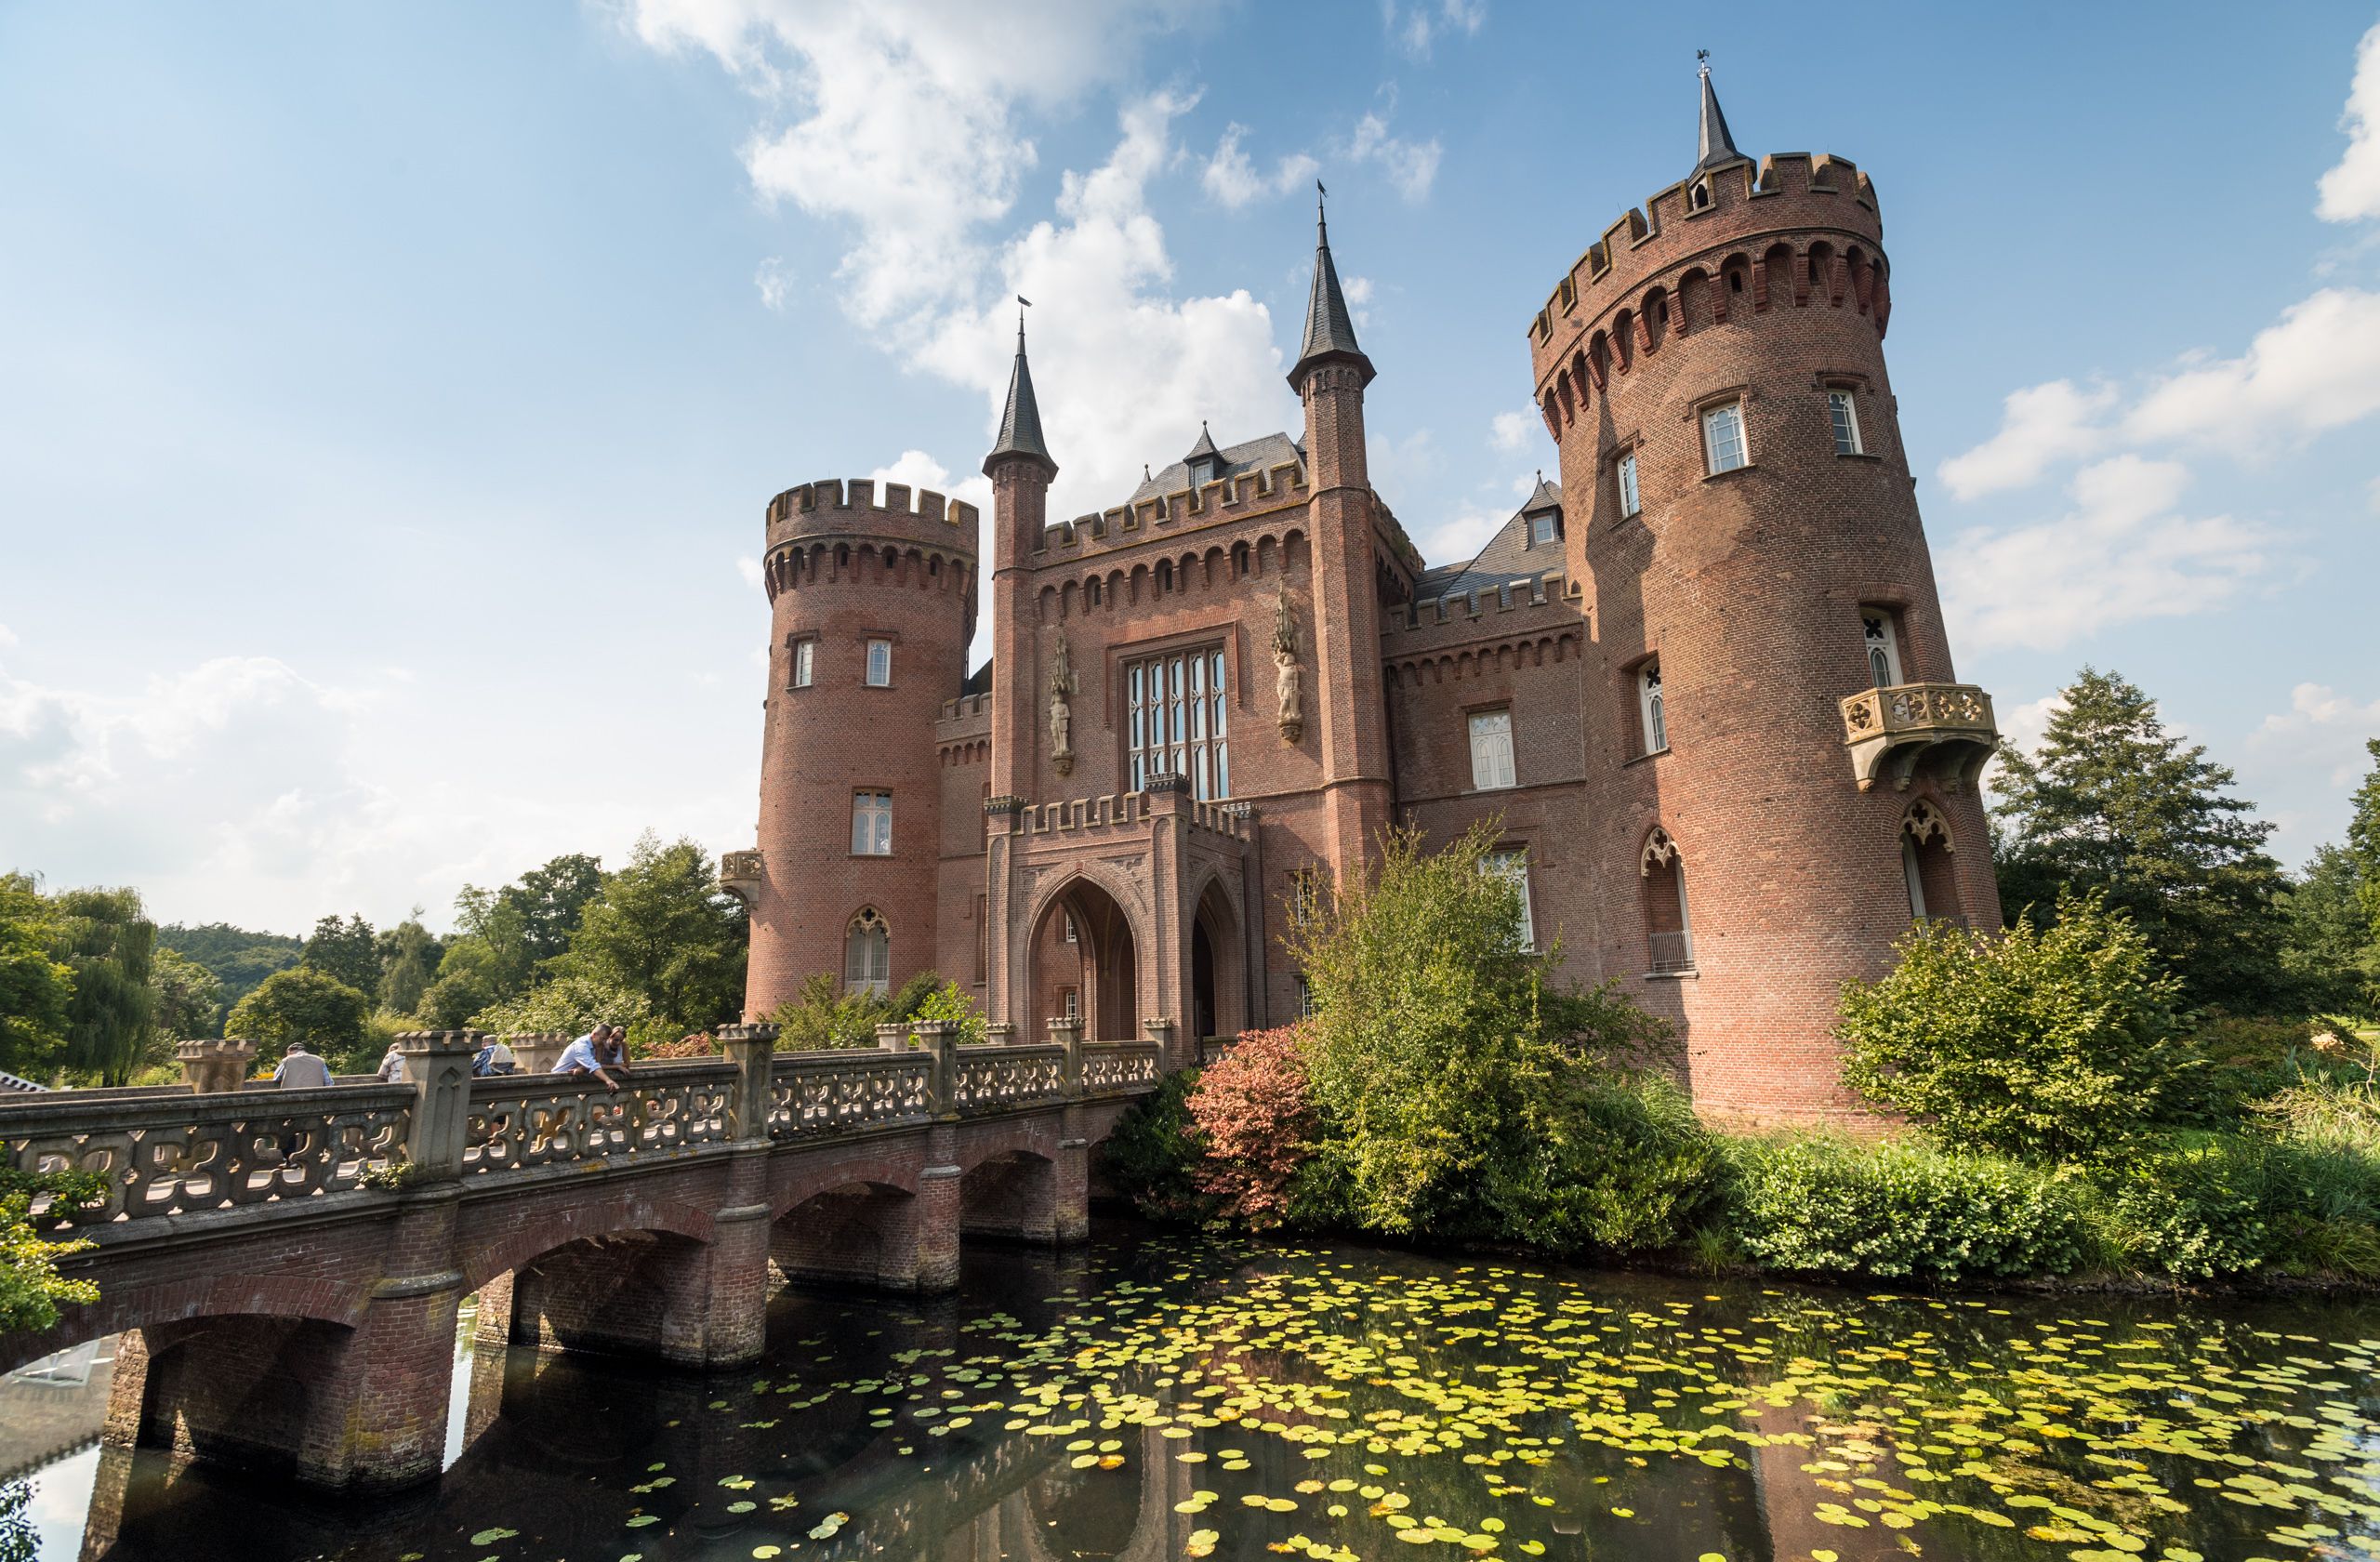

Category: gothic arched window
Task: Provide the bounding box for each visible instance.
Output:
[845,908,891,996]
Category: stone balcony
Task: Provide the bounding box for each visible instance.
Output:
[719,848,763,905]
[1839,682,1999,793]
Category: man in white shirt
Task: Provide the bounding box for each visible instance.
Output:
[553,1024,625,1091]
[273,1041,334,1089]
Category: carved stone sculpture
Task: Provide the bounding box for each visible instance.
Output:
[1049,632,1078,776]
[1271,584,1303,743]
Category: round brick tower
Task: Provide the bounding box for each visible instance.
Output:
[742,475,979,1017]
[1530,67,2001,1121]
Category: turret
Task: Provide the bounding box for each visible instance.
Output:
[1534,63,2000,1122]
[985,310,1055,804]
[1291,187,1394,867]
[743,478,980,1016]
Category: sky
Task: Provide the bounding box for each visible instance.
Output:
[2,1,2377,936]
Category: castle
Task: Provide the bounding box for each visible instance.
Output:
[721,70,2003,1120]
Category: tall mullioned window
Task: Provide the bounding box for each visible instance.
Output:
[865,638,892,687]
[1468,709,1515,790]
[789,638,814,688]
[1617,452,1641,518]
[844,908,890,996]
[1862,609,1904,688]
[1638,660,1667,754]
[1701,402,1748,474]
[1127,647,1229,799]
[851,790,892,855]
[1828,390,1864,456]
[1484,850,1536,951]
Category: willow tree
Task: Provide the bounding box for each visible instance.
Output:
[48,887,157,1086]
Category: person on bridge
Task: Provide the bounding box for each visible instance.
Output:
[554,1024,628,1091]
[272,1040,333,1089]
[472,1037,517,1076]
[376,1039,409,1082]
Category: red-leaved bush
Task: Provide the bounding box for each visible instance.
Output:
[1188,1025,1316,1228]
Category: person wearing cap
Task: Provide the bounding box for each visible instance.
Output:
[272,1040,334,1090]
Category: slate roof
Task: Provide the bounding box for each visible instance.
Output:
[1289,197,1375,388]
[985,321,1055,473]
[1411,487,1567,605]
[1130,430,1305,504]
[1694,65,1746,174]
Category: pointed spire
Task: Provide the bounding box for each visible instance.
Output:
[1693,52,1745,175]
[1185,420,1222,462]
[985,300,1055,478]
[1289,181,1375,390]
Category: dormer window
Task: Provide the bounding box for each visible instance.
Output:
[1528,512,1557,547]
[1183,422,1226,492]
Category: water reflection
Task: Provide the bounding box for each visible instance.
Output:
[11,1226,2380,1562]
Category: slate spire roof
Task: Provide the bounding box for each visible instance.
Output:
[1184,421,1222,462]
[985,308,1056,477]
[1288,184,1375,389]
[1694,58,1746,174]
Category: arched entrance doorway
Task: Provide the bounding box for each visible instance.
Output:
[1029,880,1138,1041]
[1188,877,1244,1044]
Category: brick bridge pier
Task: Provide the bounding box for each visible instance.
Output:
[0,1019,1161,1494]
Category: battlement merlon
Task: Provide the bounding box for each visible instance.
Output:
[1526,152,1883,370]
[1382,571,1581,636]
[762,477,983,561]
[1027,459,1311,560]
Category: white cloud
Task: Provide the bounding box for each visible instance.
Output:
[1488,410,1534,452]
[1940,456,2274,652]
[2122,286,2380,449]
[753,256,794,311]
[2319,20,2380,223]
[2249,682,2380,787]
[1201,123,1320,209]
[1937,379,2115,500]
[736,555,763,587]
[0,623,16,651]
[1980,689,2067,803]
[1382,0,1485,60]
[1348,111,1442,202]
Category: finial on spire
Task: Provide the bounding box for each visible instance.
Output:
[1289,180,1373,390]
[985,298,1055,479]
[1693,51,1744,175]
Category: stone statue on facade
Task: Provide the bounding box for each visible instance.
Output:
[1049,632,1078,776]
[1271,585,1302,743]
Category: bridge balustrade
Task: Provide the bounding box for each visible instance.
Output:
[767,1048,934,1136]
[460,1061,738,1174]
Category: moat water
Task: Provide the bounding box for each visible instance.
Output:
[10,1222,2380,1562]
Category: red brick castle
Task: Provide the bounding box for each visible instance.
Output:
[723,68,2002,1120]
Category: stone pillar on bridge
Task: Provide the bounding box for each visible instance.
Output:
[914,1018,966,1293]
[1050,1016,1091,1247]
[177,1037,255,1093]
[695,1023,780,1367]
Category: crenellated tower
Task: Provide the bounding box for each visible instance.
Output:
[736,476,979,1017]
[1529,65,2001,1120]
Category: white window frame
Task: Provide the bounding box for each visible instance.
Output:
[844,908,890,996]
[851,790,892,855]
[1902,835,1929,920]
[1485,850,1536,952]
[1862,609,1904,688]
[1828,389,1864,456]
[1701,402,1748,474]
[1617,451,1641,518]
[1467,708,1516,791]
[1063,910,1078,944]
[1126,646,1230,799]
[1638,661,1667,754]
[1528,512,1557,547]
[790,638,814,689]
[864,638,892,687]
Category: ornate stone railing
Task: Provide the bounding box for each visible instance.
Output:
[0,1021,1167,1230]
[3,1083,413,1225]
[949,1043,1065,1114]
[1839,681,1998,793]
[1081,1040,1161,1096]
[768,1048,933,1138]
[461,1061,736,1175]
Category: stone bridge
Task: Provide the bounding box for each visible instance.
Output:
[0,1020,1162,1495]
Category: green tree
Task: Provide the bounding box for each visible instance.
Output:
[2279,845,2380,1022]
[417,937,499,1029]
[0,1167,99,1336]
[227,966,372,1071]
[374,911,443,1015]
[301,913,379,994]
[2349,737,2380,944]
[1838,890,2194,1163]
[1991,668,2295,1013]
[454,853,604,1000]
[470,970,651,1045]
[153,921,301,1013]
[559,835,747,1033]
[48,887,156,1086]
[148,946,224,1042]
[1290,821,1674,1243]
[0,874,73,1079]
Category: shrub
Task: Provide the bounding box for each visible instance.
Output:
[1511,1072,1726,1254]
[1188,1026,1318,1230]
[905,978,987,1044]
[1100,1069,1217,1224]
[1293,821,1670,1240]
[0,1167,102,1335]
[1837,890,2194,1163]
[770,973,892,1050]
[2090,1134,2272,1279]
[1724,1135,2090,1283]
